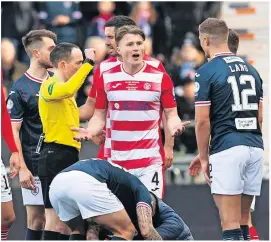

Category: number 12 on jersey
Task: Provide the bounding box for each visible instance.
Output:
[227,74,258,111]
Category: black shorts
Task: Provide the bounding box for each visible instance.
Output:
[38,142,79,208]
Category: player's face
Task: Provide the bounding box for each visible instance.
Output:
[105,27,117,56]
[63,48,84,81]
[38,37,56,69]
[117,34,144,66]
[199,33,210,59]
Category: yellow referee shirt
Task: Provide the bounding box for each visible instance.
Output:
[39,62,93,150]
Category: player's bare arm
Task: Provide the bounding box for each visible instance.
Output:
[11,122,35,190]
[161,112,174,169]
[72,108,106,141]
[136,204,162,240]
[163,107,191,137]
[195,105,211,184]
[79,97,96,121]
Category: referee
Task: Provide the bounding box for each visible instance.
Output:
[38,43,95,240]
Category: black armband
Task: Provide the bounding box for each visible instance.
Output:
[84,58,95,66]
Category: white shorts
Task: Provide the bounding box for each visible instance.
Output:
[49,171,124,222]
[21,176,44,206]
[128,163,164,199]
[1,160,12,203]
[209,146,264,196]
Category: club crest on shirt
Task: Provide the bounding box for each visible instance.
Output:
[144,83,151,90]
[7,99,14,110]
[195,82,200,93]
[31,186,39,196]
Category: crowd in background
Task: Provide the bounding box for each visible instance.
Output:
[1,1,221,154]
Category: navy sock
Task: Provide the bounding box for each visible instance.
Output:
[111,236,126,240]
[240,225,250,240]
[222,229,244,240]
[42,230,59,240]
[69,234,86,240]
[25,228,43,240]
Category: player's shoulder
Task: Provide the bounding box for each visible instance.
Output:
[102,56,118,63]
[102,63,122,75]
[143,55,162,68]
[11,72,30,92]
[144,62,164,74]
[100,56,120,73]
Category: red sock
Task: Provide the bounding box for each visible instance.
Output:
[1,226,10,240]
[249,226,259,240]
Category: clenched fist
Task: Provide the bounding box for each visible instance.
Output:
[84,48,96,63]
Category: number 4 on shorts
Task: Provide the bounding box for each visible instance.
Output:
[152,172,159,186]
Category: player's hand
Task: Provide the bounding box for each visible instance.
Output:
[200,159,210,186]
[91,130,106,145]
[164,145,173,169]
[189,154,201,176]
[19,167,35,190]
[84,48,96,63]
[9,152,20,179]
[169,120,191,137]
[72,127,93,141]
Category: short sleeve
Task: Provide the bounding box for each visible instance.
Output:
[157,62,166,73]
[194,68,212,107]
[161,73,177,109]
[6,89,25,123]
[88,65,101,98]
[95,74,107,109]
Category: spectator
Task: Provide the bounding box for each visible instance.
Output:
[87,1,115,38]
[39,2,82,45]
[129,2,157,38]
[1,2,39,64]
[166,34,205,153]
[1,39,27,99]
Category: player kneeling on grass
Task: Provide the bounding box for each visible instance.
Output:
[49,159,193,240]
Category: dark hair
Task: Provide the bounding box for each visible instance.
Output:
[116,25,145,45]
[50,42,79,67]
[104,15,136,30]
[228,29,239,55]
[22,29,57,56]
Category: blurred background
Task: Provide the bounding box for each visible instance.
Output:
[1,1,269,240]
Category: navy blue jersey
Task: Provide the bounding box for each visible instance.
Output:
[195,53,263,155]
[6,72,50,174]
[61,159,152,227]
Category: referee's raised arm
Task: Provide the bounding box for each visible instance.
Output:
[37,42,96,240]
[40,46,95,101]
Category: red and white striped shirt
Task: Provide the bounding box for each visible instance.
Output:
[89,55,166,160]
[95,62,176,169]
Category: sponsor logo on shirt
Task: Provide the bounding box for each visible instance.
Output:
[112,83,121,88]
[195,73,200,78]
